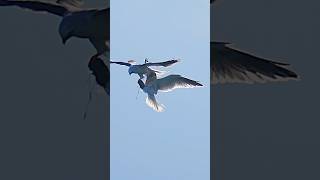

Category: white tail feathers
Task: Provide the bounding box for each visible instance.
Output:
[146,94,164,112]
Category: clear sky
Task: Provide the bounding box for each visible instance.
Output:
[110,0,210,179]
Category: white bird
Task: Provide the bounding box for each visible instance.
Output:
[0,0,109,56]
[211,2,298,84]
[138,71,203,112]
[110,59,179,79]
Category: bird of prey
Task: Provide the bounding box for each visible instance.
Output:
[88,55,110,95]
[110,59,179,79]
[137,71,203,112]
[0,0,109,56]
[211,2,298,84]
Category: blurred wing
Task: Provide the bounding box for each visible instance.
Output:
[56,0,83,7]
[88,58,110,95]
[110,61,131,67]
[0,0,69,16]
[211,42,299,84]
[145,59,179,67]
[157,75,203,92]
[146,94,164,112]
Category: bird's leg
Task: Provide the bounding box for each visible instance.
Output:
[137,79,145,89]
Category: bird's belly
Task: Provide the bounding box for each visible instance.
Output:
[144,86,157,94]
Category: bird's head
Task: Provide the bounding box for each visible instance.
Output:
[128,66,137,75]
[128,68,133,75]
[59,29,74,45]
[59,18,76,45]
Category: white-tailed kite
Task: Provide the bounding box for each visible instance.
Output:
[110,59,179,79]
[0,0,109,56]
[211,2,298,84]
[138,71,203,112]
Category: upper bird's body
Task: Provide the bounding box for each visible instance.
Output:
[211,42,298,84]
[110,59,179,79]
[0,0,109,55]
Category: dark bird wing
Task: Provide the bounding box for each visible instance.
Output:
[56,0,83,7]
[0,0,69,16]
[110,61,131,67]
[211,42,298,84]
[145,59,179,67]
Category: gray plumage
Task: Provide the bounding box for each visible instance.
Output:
[211,42,298,84]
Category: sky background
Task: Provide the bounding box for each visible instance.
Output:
[212,0,320,179]
[0,1,108,180]
[110,0,210,179]
[1,0,318,180]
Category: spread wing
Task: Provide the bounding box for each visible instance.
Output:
[56,0,83,7]
[110,61,131,67]
[211,42,299,84]
[157,75,203,92]
[0,0,69,16]
[145,59,179,67]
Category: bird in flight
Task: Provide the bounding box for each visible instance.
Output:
[211,1,298,84]
[0,0,109,57]
[110,59,179,79]
[137,70,203,112]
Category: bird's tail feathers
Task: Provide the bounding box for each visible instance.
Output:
[146,94,164,112]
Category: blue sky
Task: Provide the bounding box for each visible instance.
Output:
[110,1,210,179]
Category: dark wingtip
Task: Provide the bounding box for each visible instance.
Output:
[196,81,204,87]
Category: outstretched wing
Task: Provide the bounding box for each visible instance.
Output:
[157,75,203,92]
[145,59,179,67]
[146,93,164,112]
[211,42,299,84]
[0,0,69,16]
[110,61,131,67]
[56,0,83,7]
